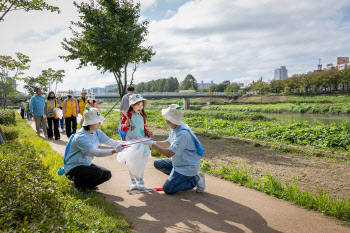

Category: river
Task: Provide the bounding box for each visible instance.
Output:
[263,113,350,126]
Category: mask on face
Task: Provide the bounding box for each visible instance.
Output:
[49,96,55,99]
[68,95,72,98]
[89,100,93,104]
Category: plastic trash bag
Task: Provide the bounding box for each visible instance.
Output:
[117,143,151,180]
[54,108,63,119]
[76,113,83,123]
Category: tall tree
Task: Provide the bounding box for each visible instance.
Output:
[60,0,155,98]
[41,68,65,93]
[180,74,198,90]
[0,53,30,109]
[0,0,60,22]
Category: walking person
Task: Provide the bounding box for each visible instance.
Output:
[62,90,79,138]
[64,107,126,193]
[25,99,31,120]
[44,91,60,140]
[56,94,65,133]
[77,88,88,127]
[143,103,206,195]
[29,88,48,137]
[19,100,25,119]
[119,86,135,115]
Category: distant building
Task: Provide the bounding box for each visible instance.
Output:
[89,87,107,95]
[231,82,244,87]
[292,74,300,77]
[274,66,288,80]
[326,63,336,70]
[105,84,118,92]
[337,57,349,65]
[198,80,215,89]
[338,63,350,71]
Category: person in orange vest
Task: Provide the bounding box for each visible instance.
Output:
[62,90,79,138]
[44,91,60,140]
[77,88,89,128]
[82,93,100,123]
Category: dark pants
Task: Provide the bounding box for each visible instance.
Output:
[27,110,31,120]
[47,117,60,139]
[66,163,112,190]
[154,158,198,195]
[20,109,25,119]
[65,116,77,138]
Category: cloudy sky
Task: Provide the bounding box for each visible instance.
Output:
[1,0,350,93]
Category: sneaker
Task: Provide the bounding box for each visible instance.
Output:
[129,179,138,190]
[196,172,206,193]
[62,129,66,133]
[138,179,145,190]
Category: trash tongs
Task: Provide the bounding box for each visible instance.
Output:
[125,113,136,131]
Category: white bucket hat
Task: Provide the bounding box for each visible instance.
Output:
[129,94,147,107]
[82,107,105,126]
[81,88,88,94]
[88,93,95,101]
[162,104,184,125]
[67,90,74,96]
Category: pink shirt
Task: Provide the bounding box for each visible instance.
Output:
[62,98,79,118]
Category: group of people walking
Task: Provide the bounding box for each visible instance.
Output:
[26,87,100,140]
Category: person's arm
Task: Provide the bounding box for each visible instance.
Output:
[76,99,79,114]
[104,139,122,147]
[120,114,130,132]
[44,102,47,116]
[29,98,33,113]
[155,140,171,148]
[151,143,175,158]
[119,96,126,111]
[62,100,66,118]
[88,147,116,157]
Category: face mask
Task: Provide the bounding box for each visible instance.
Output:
[68,95,72,98]
[89,100,93,103]
[49,96,55,99]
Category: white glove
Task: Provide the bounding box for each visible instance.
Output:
[43,115,47,120]
[115,144,127,153]
[142,140,155,147]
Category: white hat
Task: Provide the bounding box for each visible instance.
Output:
[82,107,105,126]
[81,88,88,94]
[129,94,147,107]
[162,104,184,125]
[67,90,74,96]
[88,93,95,101]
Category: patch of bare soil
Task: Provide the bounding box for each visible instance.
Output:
[150,126,350,198]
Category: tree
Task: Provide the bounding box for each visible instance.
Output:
[253,77,268,102]
[210,83,228,92]
[0,0,60,22]
[0,53,30,109]
[41,68,65,93]
[60,0,155,98]
[180,74,198,90]
[225,84,240,96]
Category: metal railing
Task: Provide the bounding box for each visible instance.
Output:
[92,92,227,98]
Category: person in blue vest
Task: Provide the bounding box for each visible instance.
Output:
[143,103,206,194]
[63,106,126,192]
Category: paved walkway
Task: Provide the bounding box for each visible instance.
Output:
[27,119,350,233]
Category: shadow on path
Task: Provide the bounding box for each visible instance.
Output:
[103,191,282,233]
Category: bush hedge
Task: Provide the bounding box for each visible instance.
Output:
[2,125,19,140]
[0,110,16,125]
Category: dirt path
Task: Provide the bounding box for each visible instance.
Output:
[27,119,350,233]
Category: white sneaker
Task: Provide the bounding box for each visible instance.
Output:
[129,179,138,190]
[196,172,206,193]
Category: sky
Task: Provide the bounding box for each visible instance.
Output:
[1,0,350,94]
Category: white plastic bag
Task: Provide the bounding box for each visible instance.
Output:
[54,108,63,119]
[76,113,83,123]
[117,143,151,180]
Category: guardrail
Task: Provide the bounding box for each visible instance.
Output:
[93,92,227,98]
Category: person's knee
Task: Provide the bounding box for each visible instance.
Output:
[104,170,112,181]
[153,160,162,170]
[162,183,176,195]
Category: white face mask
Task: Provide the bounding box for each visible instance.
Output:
[89,100,93,103]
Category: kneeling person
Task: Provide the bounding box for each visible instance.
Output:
[143,104,205,194]
[64,107,126,192]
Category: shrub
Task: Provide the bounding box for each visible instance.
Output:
[0,110,16,125]
[0,142,67,231]
[2,125,19,140]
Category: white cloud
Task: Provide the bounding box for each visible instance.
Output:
[2,0,350,93]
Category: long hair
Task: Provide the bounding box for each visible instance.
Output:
[127,101,147,118]
[47,91,55,100]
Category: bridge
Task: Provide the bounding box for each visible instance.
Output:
[3,92,230,110]
[92,92,228,109]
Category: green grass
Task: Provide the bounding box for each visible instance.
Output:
[0,113,131,232]
[201,160,350,222]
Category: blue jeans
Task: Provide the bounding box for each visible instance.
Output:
[27,111,31,120]
[59,118,64,130]
[154,158,198,195]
